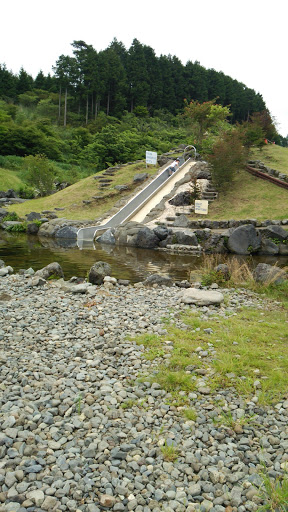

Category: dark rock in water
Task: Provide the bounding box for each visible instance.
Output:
[55,226,78,239]
[227,224,262,254]
[134,227,160,248]
[143,274,173,287]
[96,228,115,245]
[114,222,160,249]
[34,262,64,280]
[203,233,227,254]
[258,238,279,255]
[253,263,287,284]
[0,259,5,268]
[172,230,198,246]
[88,261,111,285]
[27,223,39,235]
[26,212,42,221]
[153,225,170,241]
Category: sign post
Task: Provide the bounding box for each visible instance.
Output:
[194,200,209,215]
[146,151,157,168]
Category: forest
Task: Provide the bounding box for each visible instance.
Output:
[0,38,286,193]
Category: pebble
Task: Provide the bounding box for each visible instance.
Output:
[0,272,286,512]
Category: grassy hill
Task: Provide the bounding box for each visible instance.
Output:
[204,169,288,221]
[6,161,160,221]
[0,168,24,191]
[4,145,288,223]
[250,144,288,174]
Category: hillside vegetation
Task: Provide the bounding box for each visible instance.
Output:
[7,145,288,223]
[6,161,159,221]
[251,144,288,175]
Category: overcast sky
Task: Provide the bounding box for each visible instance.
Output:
[1,0,287,136]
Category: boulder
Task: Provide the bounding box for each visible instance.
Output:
[88,261,111,285]
[26,212,42,221]
[27,223,40,235]
[34,262,64,280]
[181,288,224,305]
[114,222,160,249]
[169,191,192,206]
[96,228,116,245]
[0,259,5,268]
[172,230,198,246]
[173,214,193,228]
[227,224,262,254]
[1,221,23,230]
[0,266,13,277]
[6,189,17,198]
[143,274,173,287]
[253,263,287,284]
[55,226,78,239]
[203,234,228,254]
[153,225,170,241]
[215,264,230,281]
[279,243,288,255]
[258,238,279,255]
[261,225,288,243]
[133,173,148,183]
[0,209,8,220]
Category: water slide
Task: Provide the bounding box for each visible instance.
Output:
[77,157,195,248]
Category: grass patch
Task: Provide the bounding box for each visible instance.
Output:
[0,167,24,190]
[182,408,197,422]
[134,299,288,406]
[256,465,288,511]
[251,144,288,175]
[160,441,179,462]
[6,161,159,220]
[200,169,288,221]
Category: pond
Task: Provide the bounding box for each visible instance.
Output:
[0,232,287,284]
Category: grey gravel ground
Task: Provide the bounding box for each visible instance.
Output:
[0,271,288,512]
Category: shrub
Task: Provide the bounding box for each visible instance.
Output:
[203,128,248,193]
[23,154,56,196]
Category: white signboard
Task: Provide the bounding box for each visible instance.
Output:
[146,151,157,165]
[195,200,209,215]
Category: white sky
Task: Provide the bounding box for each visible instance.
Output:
[1,0,288,136]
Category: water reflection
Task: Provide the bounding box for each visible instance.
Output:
[0,232,287,284]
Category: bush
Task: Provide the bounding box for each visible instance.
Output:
[23,154,56,196]
[3,212,20,221]
[16,185,35,199]
[203,128,248,193]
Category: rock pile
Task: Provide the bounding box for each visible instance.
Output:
[0,266,287,512]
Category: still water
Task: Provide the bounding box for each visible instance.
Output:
[0,232,287,284]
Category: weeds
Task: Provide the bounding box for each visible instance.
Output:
[182,408,197,421]
[256,465,288,511]
[160,441,179,462]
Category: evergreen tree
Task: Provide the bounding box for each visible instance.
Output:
[16,67,33,95]
[0,64,17,99]
[127,39,150,111]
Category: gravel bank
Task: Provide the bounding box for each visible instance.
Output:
[0,273,287,512]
